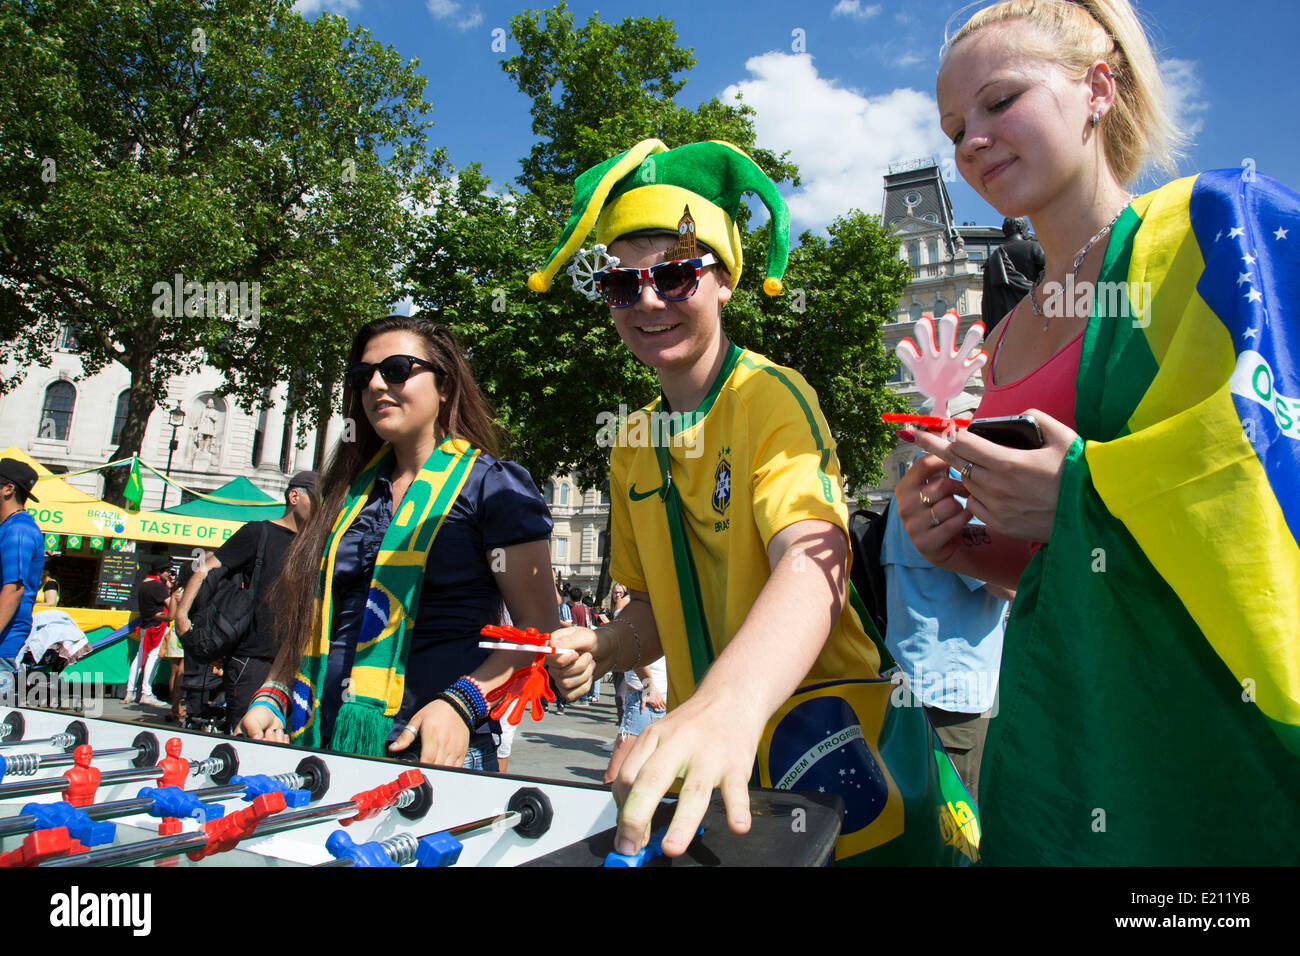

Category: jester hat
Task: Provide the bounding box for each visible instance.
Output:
[527,139,791,296]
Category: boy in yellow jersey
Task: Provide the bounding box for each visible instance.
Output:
[531,140,970,865]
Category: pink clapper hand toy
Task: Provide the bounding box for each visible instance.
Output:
[480,625,557,725]
[895,312,988,424]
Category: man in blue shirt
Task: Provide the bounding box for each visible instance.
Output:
[882,395,1013,803]
[0,459,47,697]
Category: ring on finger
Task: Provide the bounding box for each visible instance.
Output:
[405,724,419,736]
[961,461,975,480]
[919,488,933,507]
[929,507,940,527]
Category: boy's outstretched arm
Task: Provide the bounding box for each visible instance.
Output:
[609,518,847,858]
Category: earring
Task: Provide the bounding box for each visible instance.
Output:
[1091,111,1101,127]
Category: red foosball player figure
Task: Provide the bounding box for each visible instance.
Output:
[158,738,189,789]
[63,745,100,808]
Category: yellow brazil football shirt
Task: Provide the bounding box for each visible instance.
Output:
[609,342,882,709]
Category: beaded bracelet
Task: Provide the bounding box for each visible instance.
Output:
[452,677,487,722]
[447,685,475,719]
[248,698,286,727]
[435,691,476,731]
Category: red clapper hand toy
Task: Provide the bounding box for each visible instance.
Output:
[480,625,557,725]
[884,311,987,437]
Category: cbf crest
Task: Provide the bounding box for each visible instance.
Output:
[711,448,731,517]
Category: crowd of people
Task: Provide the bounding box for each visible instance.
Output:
[1,0,1295,865]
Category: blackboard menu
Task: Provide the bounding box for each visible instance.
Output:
[95,552,140,607]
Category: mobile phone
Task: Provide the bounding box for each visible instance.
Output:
[967,414,1044,450]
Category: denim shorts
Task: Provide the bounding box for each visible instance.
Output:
[463,731,499,772]
[618,687,666,737]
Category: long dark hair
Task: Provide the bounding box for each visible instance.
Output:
[270,315,501,685]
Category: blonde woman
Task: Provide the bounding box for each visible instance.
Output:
[896,0,1300,864]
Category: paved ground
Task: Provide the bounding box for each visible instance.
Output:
[88,693,621,786]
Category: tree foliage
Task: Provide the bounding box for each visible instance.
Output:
[408,1,906,491]
[0,0,438,502]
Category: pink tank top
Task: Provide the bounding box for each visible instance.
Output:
[975,317,1084,556]
[975,318,1083,429]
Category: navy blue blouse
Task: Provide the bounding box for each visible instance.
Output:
[318,453,552,744]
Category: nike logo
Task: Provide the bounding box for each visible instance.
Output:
[628,484,664,501]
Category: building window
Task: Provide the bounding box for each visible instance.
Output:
[554,537,568,561]
[110,390,131,446]
[897,461,908,480]
[597,529,608,559]
[557,483,569,506]
[908,301,924,322]
[38,381,76,441]
[543,480,555,504]
[907,242,920,269]
[55,323,82,352]
[888,359,905,384]
[926,238,939,262]
[904,191,922,208]
[934,296,949,315]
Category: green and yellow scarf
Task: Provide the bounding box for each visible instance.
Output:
[290,438,479,755]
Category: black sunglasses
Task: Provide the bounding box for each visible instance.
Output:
[345,354,442,393]
[595,255,718,309]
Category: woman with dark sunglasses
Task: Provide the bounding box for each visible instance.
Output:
[240,314,561,769]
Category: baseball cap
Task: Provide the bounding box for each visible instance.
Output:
[287,470,319,493]
[0,458,40,503]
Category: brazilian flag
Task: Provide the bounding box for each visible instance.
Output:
[980,171,1300,865]
[123,456,143,512]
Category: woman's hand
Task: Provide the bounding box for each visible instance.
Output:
[388,699,471,768]
[240,703,288,742]
[642,682,666,712]
[611,687,763,858]
[546,625,605,700]
[908,407,1078,543]
[895,451,972,568]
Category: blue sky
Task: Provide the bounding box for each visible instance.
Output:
[297,0,1299,235]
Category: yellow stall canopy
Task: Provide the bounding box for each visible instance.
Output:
[2,446,246,548]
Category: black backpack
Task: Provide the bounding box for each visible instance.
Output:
[847,501,891,641]
[180,522,268,664]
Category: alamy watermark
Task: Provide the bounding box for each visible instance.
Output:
[595,405,703,458]
[0,670,105,717]
[1039,277,1153,328]
[151,272,261,328]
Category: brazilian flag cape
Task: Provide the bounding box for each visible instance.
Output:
[980,170,1300,865]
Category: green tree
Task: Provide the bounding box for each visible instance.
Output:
[0,0,438,503]
[408,1,905,497]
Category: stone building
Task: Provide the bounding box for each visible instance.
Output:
[0,328,340,507]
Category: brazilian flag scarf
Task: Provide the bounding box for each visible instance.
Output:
[290,438,479,755]
[980,170,1300,865]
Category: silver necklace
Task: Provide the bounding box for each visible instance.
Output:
[1029,197,1134,331]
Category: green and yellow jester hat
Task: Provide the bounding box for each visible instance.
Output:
[527,138,791,296]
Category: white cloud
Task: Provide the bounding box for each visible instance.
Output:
[723,53,949,231]
[832,1,882,20]
[427,0,484,31]
[1159,57,1208,142]
[293,0,361,15]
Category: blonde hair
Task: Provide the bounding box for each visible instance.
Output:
[943,0,1183,184]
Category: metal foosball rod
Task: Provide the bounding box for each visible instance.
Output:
[0,757,324,844]
[0,719,87,752]
[0,734,217,803]
[319,787,554,867]
[38,769,427,868]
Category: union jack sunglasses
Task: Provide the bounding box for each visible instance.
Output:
[595,254,719,309]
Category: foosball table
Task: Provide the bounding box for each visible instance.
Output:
[0,708,842,867]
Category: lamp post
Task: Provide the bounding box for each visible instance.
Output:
[159,402,185,510]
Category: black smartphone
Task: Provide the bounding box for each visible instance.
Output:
[967,414,1044,450]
